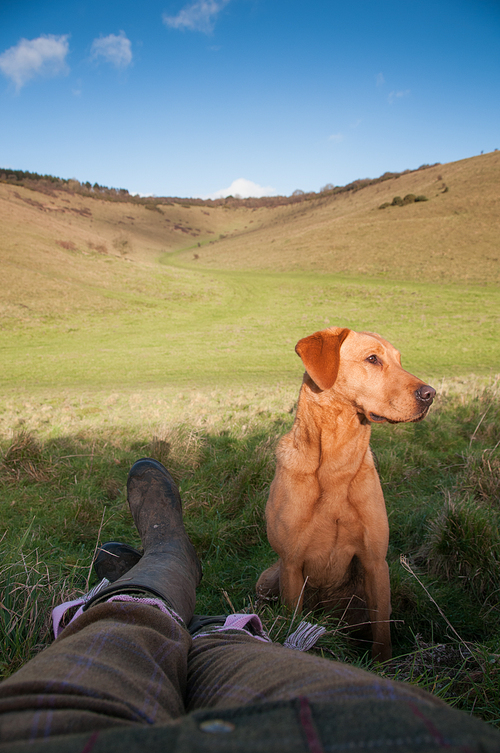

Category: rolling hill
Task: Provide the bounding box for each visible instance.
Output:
[1,151,499,292]
[175,151,500,283]
[0,151,499,390]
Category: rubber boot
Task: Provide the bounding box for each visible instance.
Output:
[85,458,202,626]
[92,542,225,636]
[94,542,142,582]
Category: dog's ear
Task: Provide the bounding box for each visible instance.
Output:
[295,328,350,391]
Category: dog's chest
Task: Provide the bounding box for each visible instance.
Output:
[303,503,364,563]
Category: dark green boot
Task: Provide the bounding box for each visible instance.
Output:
[94,542,143,582]
[85,458,202,626]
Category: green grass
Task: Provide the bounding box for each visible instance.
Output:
[2,267,500,391]
[1,377,500,724]
[2,155,500,728]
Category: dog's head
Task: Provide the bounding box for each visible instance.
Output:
[295,327,435,423]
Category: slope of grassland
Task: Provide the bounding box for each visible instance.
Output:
[1,152,499,391]
[2,150,499,304]
[174,151,500,285]
[0,181,253,326]
[2,155,500,724]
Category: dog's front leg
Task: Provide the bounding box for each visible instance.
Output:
[279,560,306,612]
[363,559,392,662]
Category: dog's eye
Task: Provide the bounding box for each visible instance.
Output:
[366,355,380,365]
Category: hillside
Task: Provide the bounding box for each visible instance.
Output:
[1,152,499,298]
[174,151,500,284]
[0,180,252,326]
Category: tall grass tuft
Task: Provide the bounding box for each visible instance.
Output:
[461,449,500,505]
[0,533,87,678]
[149,424,207,483]
[420,491,500,602]
[1,431,54,485]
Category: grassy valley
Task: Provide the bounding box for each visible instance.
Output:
[175,151,500,284]
[1,152,500,725]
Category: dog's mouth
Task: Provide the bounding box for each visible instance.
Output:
[368,413,388,423]
[369,406,430,424]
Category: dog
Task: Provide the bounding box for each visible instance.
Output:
[256,327,435,661]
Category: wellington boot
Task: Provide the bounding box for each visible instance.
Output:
[94,542,143,582]
[86,458,202,626]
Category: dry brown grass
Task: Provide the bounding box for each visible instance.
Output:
[0,180,254,324]
[149,424,207,483]
[2,152,499,315]
[0,431,54,484]
[175,151,500,284]
[0,180,253,265]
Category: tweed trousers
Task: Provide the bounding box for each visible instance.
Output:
[0,601,499,752]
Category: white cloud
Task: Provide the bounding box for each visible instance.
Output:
[90,31,132,68]
[71,76,84,97]
[163,0,231,33]
[388,89,410,104]
[204,178,276,200]
[0,34,69,90]
[328,133,343,142]
[376,72,385,87]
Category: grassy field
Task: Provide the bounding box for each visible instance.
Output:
[1,152,500,726]
[1,270,499,391]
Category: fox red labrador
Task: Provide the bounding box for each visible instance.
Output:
[256,327,435,661]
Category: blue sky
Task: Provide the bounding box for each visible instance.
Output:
[1,0,499,198]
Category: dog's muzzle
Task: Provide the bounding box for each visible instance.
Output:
[369,384,436,424]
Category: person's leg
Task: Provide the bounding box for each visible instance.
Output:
[0,601,191,741]
[0,459,201,744]
[184,619,500,752]
[186,616,441,712]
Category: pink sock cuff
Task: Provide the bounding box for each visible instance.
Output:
[192,615,327,652]
[105,593,185,627]
[52,584,185,638]
[192,613,272,643]
[52,578,111,638]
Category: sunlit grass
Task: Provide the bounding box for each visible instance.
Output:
[2,269,499,392]
[1,152,500,727]
[1,377,500,725]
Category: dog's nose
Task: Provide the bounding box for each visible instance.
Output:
[416,384,436,403]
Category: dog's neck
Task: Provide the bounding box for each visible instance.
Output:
[293,374,372,469]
